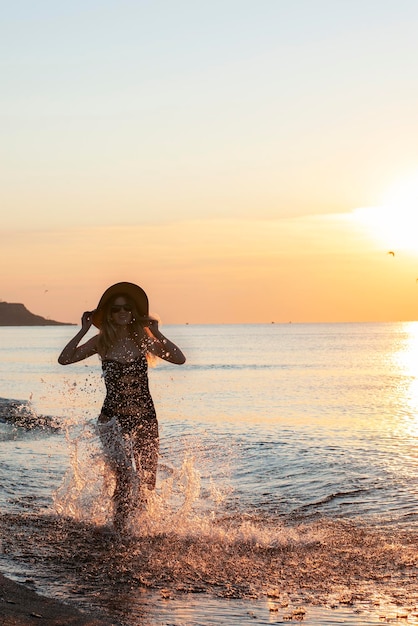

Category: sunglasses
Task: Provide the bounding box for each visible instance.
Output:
[110,304,133,313]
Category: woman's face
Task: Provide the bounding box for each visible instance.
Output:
[109,296,133,326]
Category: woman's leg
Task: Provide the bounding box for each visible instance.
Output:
[132,419,159,491]
[98,417,137,532]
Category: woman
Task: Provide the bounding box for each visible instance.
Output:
[58,282,186,533]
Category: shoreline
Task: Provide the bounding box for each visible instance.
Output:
[0,572,111,625]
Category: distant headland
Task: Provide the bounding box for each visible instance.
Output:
[0,301,74,326]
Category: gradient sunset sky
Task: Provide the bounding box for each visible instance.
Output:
[2,0,418,324]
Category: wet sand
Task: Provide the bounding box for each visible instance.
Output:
[0,572,110,626]
[2,570,418,626]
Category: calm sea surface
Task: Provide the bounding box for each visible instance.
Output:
[1,323,418,625]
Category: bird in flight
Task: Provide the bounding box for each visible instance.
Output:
[387,251,395,256]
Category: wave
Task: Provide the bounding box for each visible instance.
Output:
[0,397,60,432]
[158,363,303,372]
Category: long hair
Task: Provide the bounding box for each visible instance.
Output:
[97,295,147,358]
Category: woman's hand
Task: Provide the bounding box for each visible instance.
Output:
[142,316,186,364]
[143,317,159,334]
[58,311,98,365]
[140,316,159,336]
[81,310,95,330]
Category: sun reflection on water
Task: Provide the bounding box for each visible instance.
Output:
[391,322,418,437]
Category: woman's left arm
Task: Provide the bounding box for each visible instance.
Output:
[143,319,186,364]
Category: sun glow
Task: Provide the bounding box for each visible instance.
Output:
[353,172,418,253]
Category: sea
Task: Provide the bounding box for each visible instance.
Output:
[0,322,418,625]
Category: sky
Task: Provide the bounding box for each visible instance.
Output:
[2,0,418,324]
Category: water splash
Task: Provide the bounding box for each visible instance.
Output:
[53,420,111,524]
[2,425,418,625]
[2,389,418,623]
[52,420,230,537]
[2,509,418,621]
[40,423,418,619]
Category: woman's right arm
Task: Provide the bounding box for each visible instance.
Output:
[58,311,99,365]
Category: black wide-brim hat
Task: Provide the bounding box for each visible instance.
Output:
[92,282,149,329]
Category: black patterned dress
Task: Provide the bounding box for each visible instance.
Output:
[98,353,159,509]
[101,355,157,432]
